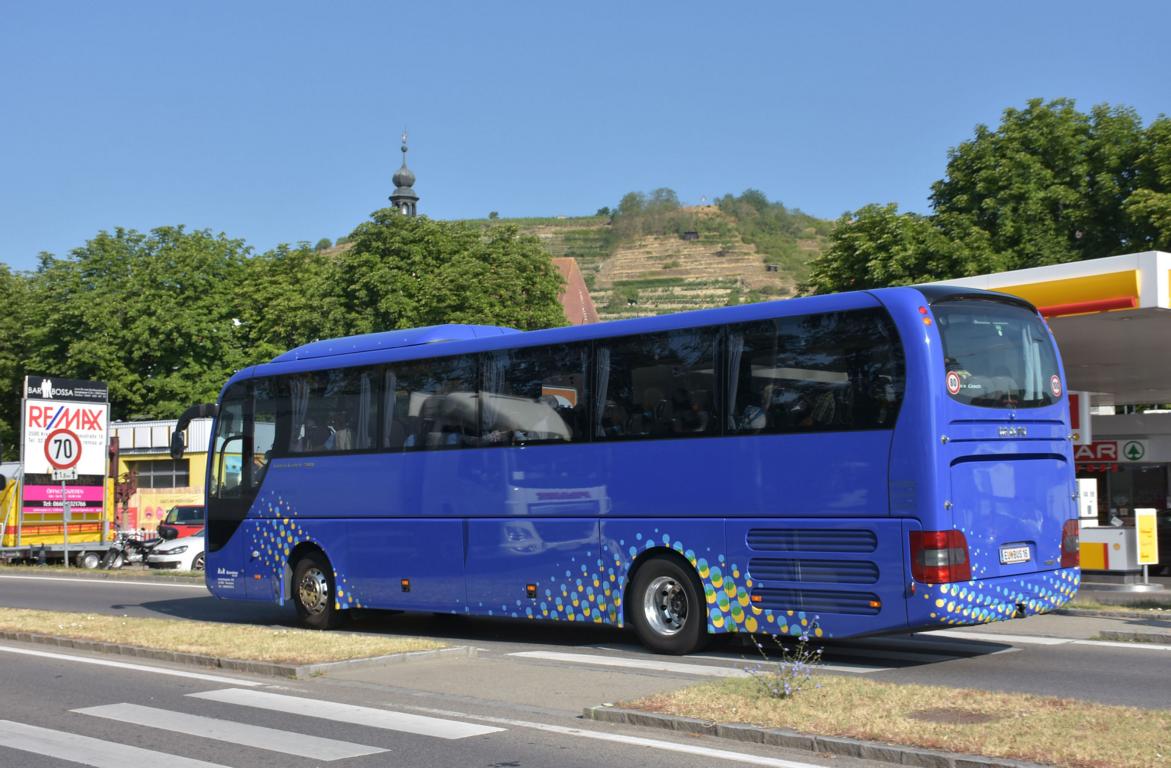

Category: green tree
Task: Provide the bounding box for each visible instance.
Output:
[931,98,1093,269]
[314,237,332,251]
[236,243,345,360]
[22,227,251,421]
[809,98,1170,294]
[333,211,566,333]
[1125,116,1171,250]
[0,264,28,456]
[802,205,1004,295]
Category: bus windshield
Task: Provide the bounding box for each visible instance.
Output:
[935,299,1061,409]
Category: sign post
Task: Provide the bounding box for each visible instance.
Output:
[61,477,70,567]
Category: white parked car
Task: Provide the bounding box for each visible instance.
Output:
[146,530,205,571]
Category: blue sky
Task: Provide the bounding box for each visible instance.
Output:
[2,1,1168,271]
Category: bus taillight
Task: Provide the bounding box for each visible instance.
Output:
[909,530,971,583]
[1061,519,1080,568]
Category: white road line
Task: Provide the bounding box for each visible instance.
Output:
[0,574,207,589]
[75,703,386,761]
[1072,639,1171,652]
[189,688,504,740]
[0,644,263,686]
[926,629,1073,646]
[510,649,888,675]
[0,720,231,768]
[408,706,829,768]
[511,650,749,677]
[929,629,1171,652]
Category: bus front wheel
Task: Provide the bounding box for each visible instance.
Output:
[629,555,708,655]
[292,551,343,630]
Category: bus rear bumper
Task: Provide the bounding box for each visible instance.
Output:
[908,567,1080,631]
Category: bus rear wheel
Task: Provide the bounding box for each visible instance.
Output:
[292,551,343,630]
[629,555,708,655]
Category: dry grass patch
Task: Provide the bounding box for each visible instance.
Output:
[0,608,444,665]
[1067,596,1171,615]
[630,676,1170,768]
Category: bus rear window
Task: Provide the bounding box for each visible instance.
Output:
[935,300,1061,409]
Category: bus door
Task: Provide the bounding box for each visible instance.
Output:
[206,381,277,600]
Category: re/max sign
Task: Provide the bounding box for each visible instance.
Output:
[25,405,105,431]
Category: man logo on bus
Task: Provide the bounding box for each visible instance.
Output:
[1050,375,1062,398]
[946,371,962,396]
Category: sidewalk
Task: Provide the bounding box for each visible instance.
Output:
[941,585,1171,646]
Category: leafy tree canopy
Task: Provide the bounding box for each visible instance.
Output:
[805,98,1171,294]
[21,226,252,422]
[0,264,28,455]
[335,211,566,333]
[3,213,567,430]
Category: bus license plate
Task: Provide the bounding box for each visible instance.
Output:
[1000,545,1031,565]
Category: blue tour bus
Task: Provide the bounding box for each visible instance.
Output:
[172,285,1080,654]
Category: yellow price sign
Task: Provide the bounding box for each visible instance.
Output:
[1136,508,1160,566]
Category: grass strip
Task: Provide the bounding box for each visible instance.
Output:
[1067,596,1171,614]
[629,676,1169,768]
[0,608,444,665]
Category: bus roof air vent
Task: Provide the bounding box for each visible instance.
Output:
[270,324,521,363]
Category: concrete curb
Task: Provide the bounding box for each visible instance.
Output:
[1097,630,1171,645]
[0,629,474,679]
[582,705,1049,768]
[0,568,206,586]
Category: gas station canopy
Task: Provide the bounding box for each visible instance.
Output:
[934,251,1171,407]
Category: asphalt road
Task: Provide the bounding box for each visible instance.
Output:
[0,625,876,768]
[2,572,1171,712]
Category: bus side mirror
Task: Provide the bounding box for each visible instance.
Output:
[169,431,186,460]
[171,402,219,461]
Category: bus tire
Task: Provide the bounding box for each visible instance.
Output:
[292,551,343,630]
[629,555,708,655]
[78,551,101,570]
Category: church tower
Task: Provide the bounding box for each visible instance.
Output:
[389,130,419,216]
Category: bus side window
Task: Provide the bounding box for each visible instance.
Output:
[727,309,905,435]
[387,357,478,451]
[212,384,247,498]
[482,345,590,446]
[595,329,718,440]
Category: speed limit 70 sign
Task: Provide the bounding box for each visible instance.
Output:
[22,400,109,476]
[44,428,82,470]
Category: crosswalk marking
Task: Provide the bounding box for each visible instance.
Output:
[0,720,230,768]
[512,650,749,677]
[510,649,888,675]
[189,688,504,740]
[74,703,386,761]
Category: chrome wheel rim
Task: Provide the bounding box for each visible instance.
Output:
[298,567,330,615]
[643,575,687,636]
[192,554,205,572]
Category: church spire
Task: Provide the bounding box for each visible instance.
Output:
[390,129,419,216]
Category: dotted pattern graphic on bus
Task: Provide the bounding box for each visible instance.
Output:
[250,495,365,611]
[245,498,1077,634]
[483,530,825,637]
[919,567,1079,625]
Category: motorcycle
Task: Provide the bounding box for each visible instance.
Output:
[100,532,163,569]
